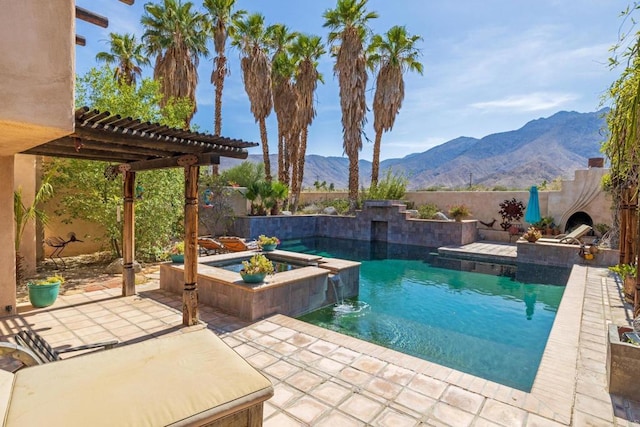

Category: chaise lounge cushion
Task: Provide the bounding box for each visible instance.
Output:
[2,329,273,426]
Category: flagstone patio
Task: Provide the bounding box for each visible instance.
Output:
[2,265,639,426]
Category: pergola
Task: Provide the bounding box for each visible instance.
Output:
[22,106,258,325]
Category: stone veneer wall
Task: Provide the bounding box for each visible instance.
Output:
[231,201,477,247]
[516,240,619,268]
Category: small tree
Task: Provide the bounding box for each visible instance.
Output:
[14,178,53,282]
[199,174,236,236]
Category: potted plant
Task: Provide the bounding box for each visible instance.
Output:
[240,254,274,283]
[448,205,471,222]
[169,241,185,263]
[609,264,637,304]
[522,227,542,242]
[257,235,280,251]
[27,275,64,308]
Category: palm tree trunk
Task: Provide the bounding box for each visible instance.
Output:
[259,118,271,181]
[213,55,226,136]
[292,127,309,212]
[348,153,359,212]
[277,123,286,182]
[371,130,383,187]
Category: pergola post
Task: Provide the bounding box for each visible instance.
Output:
[182,161,200,326]
[122,168,136,296]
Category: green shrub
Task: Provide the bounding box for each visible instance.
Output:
[365,169,407,200]
[417,203,440,219]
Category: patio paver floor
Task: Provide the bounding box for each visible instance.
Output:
[2,264,639,426]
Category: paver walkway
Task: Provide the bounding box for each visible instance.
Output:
[1,265,639,426]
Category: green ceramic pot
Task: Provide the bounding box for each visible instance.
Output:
[261,244,277,252]
[27,281,61,308]
[240,272,267,283]
[170,254,184,263]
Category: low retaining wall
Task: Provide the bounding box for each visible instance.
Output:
[231,201,477,247]
[516,240,619,268]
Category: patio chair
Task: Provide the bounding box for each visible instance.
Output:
[0,330,118,370]
[197,236,229,256]
[537,224,592,245]
[217,236,258,252]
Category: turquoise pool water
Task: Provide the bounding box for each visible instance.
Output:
[281,238,565,391]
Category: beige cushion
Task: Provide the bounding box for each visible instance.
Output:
[5,329,272,426]
[0,370,14,425]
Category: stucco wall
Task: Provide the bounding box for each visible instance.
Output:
[14,155,37,275]
[0,0,74,155]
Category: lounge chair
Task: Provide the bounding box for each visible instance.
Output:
[197,236,229,255]
[217,236,258,252]
[0,329,273,426]
[537,224,592,245]
[0,330,118,370]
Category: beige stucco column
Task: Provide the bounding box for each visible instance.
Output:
[0,156,17,315]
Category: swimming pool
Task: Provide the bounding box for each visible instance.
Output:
[281,237,565,391]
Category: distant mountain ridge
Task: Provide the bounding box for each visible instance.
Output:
[220,109,609,190]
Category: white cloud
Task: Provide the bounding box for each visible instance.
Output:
[470,92,579,112]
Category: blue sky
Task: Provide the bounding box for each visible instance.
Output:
[74,0,623,161]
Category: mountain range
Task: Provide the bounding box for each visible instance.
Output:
[219,109,609,190]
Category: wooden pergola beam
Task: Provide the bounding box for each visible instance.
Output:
[75,6,108,28]
[119,0,135,4]
[118,154,222,173]
[75,35,86,46]
[52,138,176,158]
[183,165,200,325]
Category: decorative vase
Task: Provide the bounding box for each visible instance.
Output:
[27,281,61,308]
[170,254,184,263]
[240,272,267,283]
[261,244,277,252]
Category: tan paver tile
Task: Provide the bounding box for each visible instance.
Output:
[286,370,324,392]
[408,373,447,399]
[441,386,484,414]
[308,339,340,355]
[395,388,436,414]
[311,381,351,406]
[365,377,402,400]
[574,393,614,422]
[525,413,565,426]
[246,351,278,369]
[430,402,474,427]
[263,411,304,427]
[270,326,297,341]
[284,396,330,424]
[339,366,373,386]
[286,332,316,347]
[291,348,322,364]
[330,346,361,364]
[269,383,302,408]
[378,363,415,386]
[263,359,301,380]
[572,410,617,427]
[371,407,418,427]
[352,355,386,375]
[479,399,526,427]
[315,356,346,374]
[314,411,364,427]
[339,394,384,424]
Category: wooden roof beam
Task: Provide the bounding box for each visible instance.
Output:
[75,35,86,46]
[118,153,222,173]
[76,6,108,28]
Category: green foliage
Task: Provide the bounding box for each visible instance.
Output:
[47,160,184,261]
[448,204,471,220]
[31,275,65,285]
[364,169,407,200]
[169,241,185,255]
[219,162,265,188]
[241,254,275,275]
[594,223,611,236]
[417,203,440,219]
[244,180,289,215]
[14,178,54,251]
[76,65,193,128]
[305,198,351,215]
[609,263,637,278]
[257,235,280,246]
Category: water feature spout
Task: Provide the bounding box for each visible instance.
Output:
[328,274,344,304]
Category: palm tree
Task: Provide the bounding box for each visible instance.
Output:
[141,0,209,127]
[203,0,245,136]
[268,24,298,184]
[369,25,423,186]
[290,34,325,212]
[95,33,149,86]
[231,13,274,181]
[271,53,298,187]
[323,0,378,211]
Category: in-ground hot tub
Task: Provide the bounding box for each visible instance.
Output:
[160,249,360,321]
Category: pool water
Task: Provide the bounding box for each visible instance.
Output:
[282,238,565,391]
